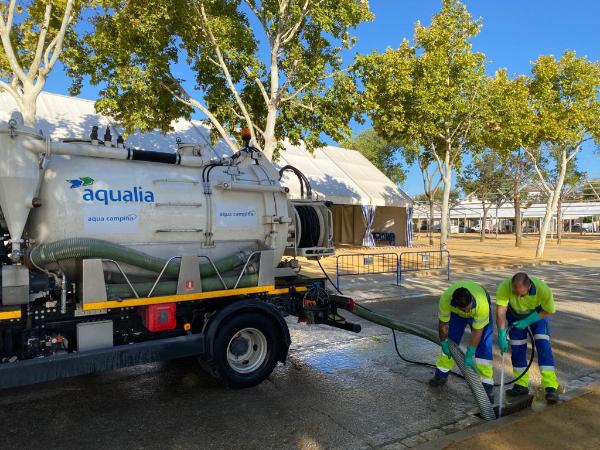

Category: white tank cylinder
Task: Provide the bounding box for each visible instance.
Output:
[26,150,291,268]
[0,113,43,257]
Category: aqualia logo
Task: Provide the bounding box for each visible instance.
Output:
[66,177,156,205]
[67,177,94,188]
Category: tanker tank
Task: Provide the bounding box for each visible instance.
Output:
[0,112,333,294]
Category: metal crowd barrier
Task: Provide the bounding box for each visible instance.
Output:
[334,250,451,288]
[398,250,450,285]
[335,252,399,288]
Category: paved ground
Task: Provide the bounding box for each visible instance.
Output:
[0,262,598,449]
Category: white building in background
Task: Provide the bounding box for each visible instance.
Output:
[413,195,600,234]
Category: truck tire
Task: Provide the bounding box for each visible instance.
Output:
[211,312,282,388]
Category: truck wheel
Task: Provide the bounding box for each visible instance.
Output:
[212,312,282,388]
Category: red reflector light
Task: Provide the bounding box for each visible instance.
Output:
[140,303,177,332]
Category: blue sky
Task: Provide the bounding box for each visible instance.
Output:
[44,0,600,195]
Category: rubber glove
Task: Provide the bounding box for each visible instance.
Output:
[498,328,508,354]
[513,311,542,330]
[465,346,478,373]
[440,339,452,358]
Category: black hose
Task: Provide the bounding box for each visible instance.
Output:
[317,258,342,293]
[129,149,179,164]
[279,165,312,198]
[296,205,321,248]
[392,328,536,387]
[204,164,223,183]
[318,257,535,386]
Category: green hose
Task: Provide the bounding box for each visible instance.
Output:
[106,274,259,298]
[337,300,496,421]
[29,238,253,277]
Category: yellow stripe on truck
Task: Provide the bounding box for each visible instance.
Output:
[83,284,309,311]
[84,285,275,311]
[267,286,308,295]
[0,309,21,320]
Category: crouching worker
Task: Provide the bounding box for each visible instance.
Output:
[429,281,495,403]
[496,272,559,404]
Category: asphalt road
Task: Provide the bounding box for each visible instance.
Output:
[0,262,598,449]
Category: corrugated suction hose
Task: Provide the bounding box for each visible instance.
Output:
[28,238,253,277]
[318,256,496,421]
[345,302,496,421]
[106,274,259,298]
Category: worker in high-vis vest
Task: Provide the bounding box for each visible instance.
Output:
[429,281,495,403]
[496,272,559,404]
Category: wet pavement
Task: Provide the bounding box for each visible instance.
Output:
[0,262,598,449]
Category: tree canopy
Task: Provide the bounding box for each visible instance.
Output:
[69,0,373,159]
[354,0,486,246]
[344,128,406,185]
[524,51,600,256]
[0,0,86,126]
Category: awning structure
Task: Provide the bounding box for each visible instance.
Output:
[412,200,600,220]
[276,143,411,207]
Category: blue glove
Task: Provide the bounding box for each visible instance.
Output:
[498,328,508,353]
[440,339,452,358]
[465,346,478,373]
[513,311,542,330]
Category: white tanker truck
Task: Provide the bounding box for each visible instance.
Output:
[0,112,361,389]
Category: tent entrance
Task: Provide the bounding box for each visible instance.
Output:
[331,205,408,247]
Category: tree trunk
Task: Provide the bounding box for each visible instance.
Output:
[557,196,563,245]
[262,38,280,162]
[536,151,568,258]
[439,174,451,248]
[480,203,489,242]
[18,90,38,128]
[262,105,277,161]
[428,199,435,246]
[439,151,452,248]
[514,185,522,247]
[495,205,500,240]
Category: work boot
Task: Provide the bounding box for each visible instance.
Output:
[483,383,495,404]
[428,373,448,387]
[506,384,529,397]
[545,388,559,404]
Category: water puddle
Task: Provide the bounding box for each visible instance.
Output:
[303,348,362,374]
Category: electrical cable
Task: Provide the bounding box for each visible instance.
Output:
[205,163,227,183]
[317,258,535,387]
[317,257,343,295]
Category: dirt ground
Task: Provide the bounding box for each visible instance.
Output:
[301,232,600,278]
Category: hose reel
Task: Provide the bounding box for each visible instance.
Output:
[287,202,334,258]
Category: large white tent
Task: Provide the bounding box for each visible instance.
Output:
[0,91,233,157]
[1,91,413,246]
[277,142,371,205]
[277,143,411,246]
